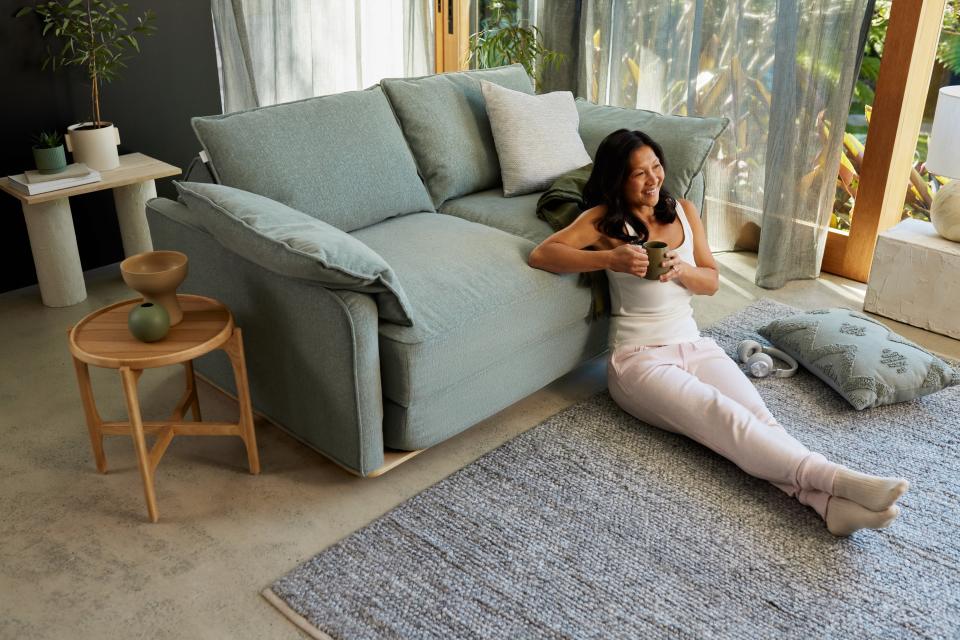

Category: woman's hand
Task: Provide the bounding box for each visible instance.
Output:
[607,244,649,277]
[658,249,687,283]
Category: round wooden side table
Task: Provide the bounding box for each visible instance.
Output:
[68,294,260,522]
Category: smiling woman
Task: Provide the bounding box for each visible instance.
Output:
[527,128,910,537]
[584,129,677,246]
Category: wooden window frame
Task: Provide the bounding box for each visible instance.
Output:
[821,0,947,282]
[435,0,471,73]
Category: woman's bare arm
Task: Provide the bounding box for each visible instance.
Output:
[529,207,648,276]
[658,199,719,295]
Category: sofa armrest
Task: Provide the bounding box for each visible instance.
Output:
[147,196,386,475]
[175,181,413,326]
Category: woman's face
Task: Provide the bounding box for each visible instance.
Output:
[623,145,665,209]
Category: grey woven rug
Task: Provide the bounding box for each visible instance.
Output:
[266,299,960,639]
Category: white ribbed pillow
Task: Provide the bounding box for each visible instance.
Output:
[480,80,592,197]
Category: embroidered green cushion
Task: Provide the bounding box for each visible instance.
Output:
[758,307,960,410]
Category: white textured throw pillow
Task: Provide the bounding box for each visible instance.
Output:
[480,80,592,197]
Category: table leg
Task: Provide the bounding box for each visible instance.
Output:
[21,198,86,307]
[223,328,260,475]
[170,361,202,422]
[113,180,156,257]
[185,360,202,421]
[71,355,107,473]
[119,367,159,522]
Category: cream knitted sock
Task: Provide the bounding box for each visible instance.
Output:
[825,497,900,537]
[832,467,910,512]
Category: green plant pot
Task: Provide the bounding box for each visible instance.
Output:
[33,145,68,174]
[128,302,170,343]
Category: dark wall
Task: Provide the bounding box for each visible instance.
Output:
[0,0,222,294]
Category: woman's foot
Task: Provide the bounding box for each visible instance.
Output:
[825,497,900,536]
[832,467,910,512]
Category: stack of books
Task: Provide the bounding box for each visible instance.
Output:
[6,163,102,196]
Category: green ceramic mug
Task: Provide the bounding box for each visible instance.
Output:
[643,241,669,280]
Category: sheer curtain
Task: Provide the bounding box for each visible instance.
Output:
[211,0,434,113]
[549,0,869,288]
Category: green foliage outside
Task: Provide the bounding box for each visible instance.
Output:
[834,0,959,231]
[466,0,565,91]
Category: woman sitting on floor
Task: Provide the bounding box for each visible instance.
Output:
[527,128,909,536]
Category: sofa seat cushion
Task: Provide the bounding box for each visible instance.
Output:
[382,315,610,450]
[438,188,555,244]
[191,86,435,232]
[350,213,592,407]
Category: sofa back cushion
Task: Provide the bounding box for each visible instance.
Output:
[191,86,435,233]
[381,64,535,207]
[575,98,728,202]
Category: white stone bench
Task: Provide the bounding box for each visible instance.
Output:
[864,217,960,339]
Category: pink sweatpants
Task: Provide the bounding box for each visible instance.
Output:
[607,336,840,520]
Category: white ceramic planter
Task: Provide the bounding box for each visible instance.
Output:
[65,122,120,171]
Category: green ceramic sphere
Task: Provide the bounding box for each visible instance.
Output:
[128,302,170,342]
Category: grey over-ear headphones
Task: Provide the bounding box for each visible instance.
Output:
[737,340,799,378]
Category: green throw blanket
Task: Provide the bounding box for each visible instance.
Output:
[535,163,610,320]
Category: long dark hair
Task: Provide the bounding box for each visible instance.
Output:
[583,129,677,244]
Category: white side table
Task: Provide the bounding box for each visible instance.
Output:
[0,153,181,307]
[864,217,960,339]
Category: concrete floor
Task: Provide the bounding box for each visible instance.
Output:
[2,251,958,639]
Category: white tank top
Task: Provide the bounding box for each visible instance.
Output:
[604,201,700,348]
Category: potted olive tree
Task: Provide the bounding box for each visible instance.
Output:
[17,0,157,171]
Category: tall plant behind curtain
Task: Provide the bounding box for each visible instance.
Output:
[211,0,434,113]
[574,0,869,288]
[469,0,545,69]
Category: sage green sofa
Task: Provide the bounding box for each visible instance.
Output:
[145,64,723,476]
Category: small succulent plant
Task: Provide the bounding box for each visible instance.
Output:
[32,130,63,149]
